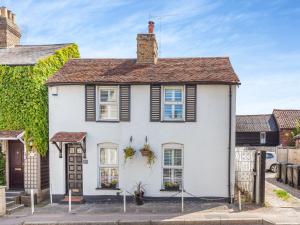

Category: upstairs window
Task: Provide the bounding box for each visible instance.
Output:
[98,86,119,121]
[260,132,266,144]
[163,86,184,121]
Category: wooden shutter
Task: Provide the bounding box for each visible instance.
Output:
[150,85,161,122]
[85,85,96,121]
[185,85,197,122]
[119,85,131,121]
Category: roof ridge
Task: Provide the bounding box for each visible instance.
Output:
[69,57,230,60]
[16,43,74,47]
[273,109,300,111]
[237,114,272,117]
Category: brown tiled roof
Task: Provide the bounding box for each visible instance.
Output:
[47,57,240,85]
[50,132,86,143]
[273,109,300,129]
[0,130,24,139]
[236,114,278,132]
[0,43,73,65]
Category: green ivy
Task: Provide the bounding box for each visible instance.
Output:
[0,44,80,157]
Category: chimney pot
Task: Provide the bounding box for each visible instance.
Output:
[12,13,16,23]
[1,7,8,18]
[0,6,21,47]
[148,21,155,33]
[7,10,12,19]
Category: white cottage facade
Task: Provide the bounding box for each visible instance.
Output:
[47,22,240,202]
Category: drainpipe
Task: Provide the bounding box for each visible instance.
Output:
[228,85,232,203]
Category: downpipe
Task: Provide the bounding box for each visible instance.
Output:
[228,85,233,203]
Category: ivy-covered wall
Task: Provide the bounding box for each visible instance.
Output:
[0,44,80,159]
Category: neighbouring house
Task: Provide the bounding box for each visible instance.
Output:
[0,7,79,203]
[236,114,279,147]
[47,21,240,203]
[273,109,300,147]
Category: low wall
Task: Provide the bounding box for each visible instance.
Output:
[0,186,6,216]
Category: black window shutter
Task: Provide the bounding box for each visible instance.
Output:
[85,85,96,121]
[119,85,131,121]
[150,84,161,122]
[185,85,197,122]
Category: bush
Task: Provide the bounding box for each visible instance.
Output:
[0,44,79,156]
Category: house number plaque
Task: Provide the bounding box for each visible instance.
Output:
[82,159,88,164]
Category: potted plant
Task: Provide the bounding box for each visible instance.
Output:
[164,182,180,191]
[140,144,156,166]
[124,146,135,162]
[134,182,145,205]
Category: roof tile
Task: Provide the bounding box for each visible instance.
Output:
[273,109,300,129]
[236,114,278,132]
[0,44,73,65]
[47,57,240,85]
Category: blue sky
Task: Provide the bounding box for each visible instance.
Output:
[2,0,300,114]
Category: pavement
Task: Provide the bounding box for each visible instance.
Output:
[1,173,300,225]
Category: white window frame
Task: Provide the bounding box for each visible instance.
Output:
[98,143,119,188]
[97,86,119,121]
[260,132,266,144]
[162,143,184,190]
[162,86,185,121]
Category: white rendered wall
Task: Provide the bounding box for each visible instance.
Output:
[49,84,236,198]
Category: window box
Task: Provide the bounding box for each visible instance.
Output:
[164,182,180,191]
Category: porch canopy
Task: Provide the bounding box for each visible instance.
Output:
[0,130,24,141]
[50,132,87,158]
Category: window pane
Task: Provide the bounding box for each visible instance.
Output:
[174,169,183,186]
[174,90,182,102]
[100,104,118,120]
[174,105,183,119]
[100,89,116,102]
[174,149,182,166]
[100,105,109,119]
[100,168,118,187]
[100,148,117,165]
[108,90,117,102]
[164,89,173,102]
[163,168,172,183]
[164,149,172,166]
[109,104,118,119]
[100,90,109,102]
[164,105,173,120]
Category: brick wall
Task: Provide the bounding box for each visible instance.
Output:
[0,12,21,47]
[136,33,158,64]
[279,129,293,147]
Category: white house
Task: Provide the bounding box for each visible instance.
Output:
[47,21,240,203]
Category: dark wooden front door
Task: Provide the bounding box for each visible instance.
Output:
[66,144,83,195]
[9,140,24,189]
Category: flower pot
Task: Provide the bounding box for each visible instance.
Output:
[134,193,144,205]
[140,149,150,157]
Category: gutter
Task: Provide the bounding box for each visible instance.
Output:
[228,85,232,203]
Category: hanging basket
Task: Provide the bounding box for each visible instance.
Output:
[140,148,150,157]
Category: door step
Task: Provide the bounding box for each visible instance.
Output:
[60,196,85,204]
[6,204,24,215]
[6,191,25,197]
[6,200,15,208]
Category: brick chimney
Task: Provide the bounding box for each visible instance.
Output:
[136,21,158,64]
[0,7,21,48]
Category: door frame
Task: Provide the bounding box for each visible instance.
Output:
[65,143,83,196]
[8,140,25,190]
